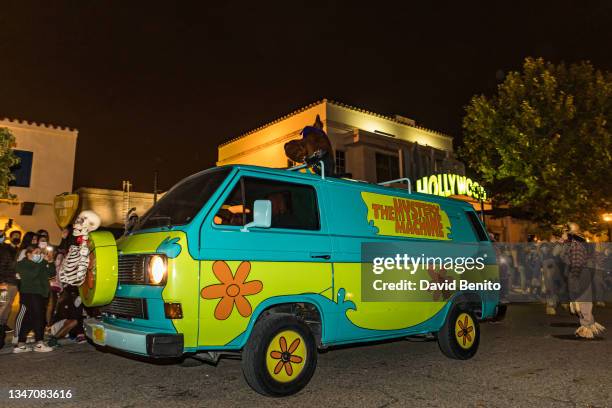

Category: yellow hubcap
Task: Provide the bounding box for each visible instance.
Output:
[265,330,307,383]
[455,313,475,349]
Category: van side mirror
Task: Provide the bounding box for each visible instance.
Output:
[241,200,272,232]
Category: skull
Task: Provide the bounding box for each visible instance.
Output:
[73,210,101,236]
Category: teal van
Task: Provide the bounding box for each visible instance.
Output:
[83,164,500,396]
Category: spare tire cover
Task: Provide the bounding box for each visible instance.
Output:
[79,231,118,307]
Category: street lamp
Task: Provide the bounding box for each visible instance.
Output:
[603,213,612,242]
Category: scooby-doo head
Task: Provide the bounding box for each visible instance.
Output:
[284,115,330,162]
[284,114,335,176]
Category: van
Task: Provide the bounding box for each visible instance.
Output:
[83,164,500,396]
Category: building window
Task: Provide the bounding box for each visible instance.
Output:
[466,210,489,242]
[10,150,34,187]
[435,158,444,172]
[375,152,399,183]
[335,150,346,175]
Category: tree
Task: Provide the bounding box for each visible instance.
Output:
[461,57,611,232]
[0,127,19,199]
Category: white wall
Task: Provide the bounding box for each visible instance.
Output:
[0,119,77,242]
[76,187,155,227]
[327,102,453,152]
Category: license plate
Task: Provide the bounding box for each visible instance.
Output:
[92,326,106,345]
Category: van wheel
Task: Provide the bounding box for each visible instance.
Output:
[242,314,317,397]
[438,304,480,360]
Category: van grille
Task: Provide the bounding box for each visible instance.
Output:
[101,297,148,320]
[118,255,146,284]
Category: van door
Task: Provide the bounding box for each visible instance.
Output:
[197,172,333,348]
[320,182,455,342]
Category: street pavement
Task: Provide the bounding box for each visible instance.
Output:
[0,303,610,408]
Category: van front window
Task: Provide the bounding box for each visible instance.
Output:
[135,168,230,230]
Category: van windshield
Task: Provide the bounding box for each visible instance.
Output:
[135,168,231,231]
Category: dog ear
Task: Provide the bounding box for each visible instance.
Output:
[313,114,324,130]
[284,140,308,162]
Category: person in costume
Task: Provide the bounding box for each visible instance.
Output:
[563,222,605,339]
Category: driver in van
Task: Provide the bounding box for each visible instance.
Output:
[266,192,292,227]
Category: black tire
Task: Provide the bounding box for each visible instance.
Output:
[242,314,317,397]
[437,303,480,360]
[0,325,5,350]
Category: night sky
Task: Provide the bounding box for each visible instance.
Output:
[1,1,610,192]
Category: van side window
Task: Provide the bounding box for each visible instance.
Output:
[466,211,489,241]
[214,177,320,230]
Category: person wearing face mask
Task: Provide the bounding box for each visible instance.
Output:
[37,235,49,251]
[0,228,20,348]
[37,229,50,244]
[38,237,60,325]
[17,232,38,262]
[9,230,22,248]
[13,246,56,353]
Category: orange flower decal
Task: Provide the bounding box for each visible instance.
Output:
[200,261,263,320]
[269,336,303,376]
[456,315,474,346]
[427,266,453,301]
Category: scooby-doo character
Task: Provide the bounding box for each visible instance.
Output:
[284,115,335,177]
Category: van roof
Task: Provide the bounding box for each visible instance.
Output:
[213,164,477,210]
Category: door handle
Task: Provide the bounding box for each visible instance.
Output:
[310,253,331,260]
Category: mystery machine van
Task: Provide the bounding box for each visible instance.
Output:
[82,164,500,396]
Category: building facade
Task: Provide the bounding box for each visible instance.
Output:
[218,99,531,242]
[218,99,465,184]
[0,118,77,242]
[76,187,155,230]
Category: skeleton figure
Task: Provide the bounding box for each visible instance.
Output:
[58,211,101,287]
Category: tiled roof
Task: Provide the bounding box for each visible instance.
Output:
[219,99,326,147]
[0,117,77,132]
[219,98,451,147]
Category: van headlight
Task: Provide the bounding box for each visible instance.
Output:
[147,255,167,285]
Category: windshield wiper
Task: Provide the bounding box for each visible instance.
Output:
[147,215,173,229]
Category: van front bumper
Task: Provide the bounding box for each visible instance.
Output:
[84,318,184,358]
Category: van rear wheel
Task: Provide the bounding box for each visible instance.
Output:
[437,304,480,360]
[242,314,317,397]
